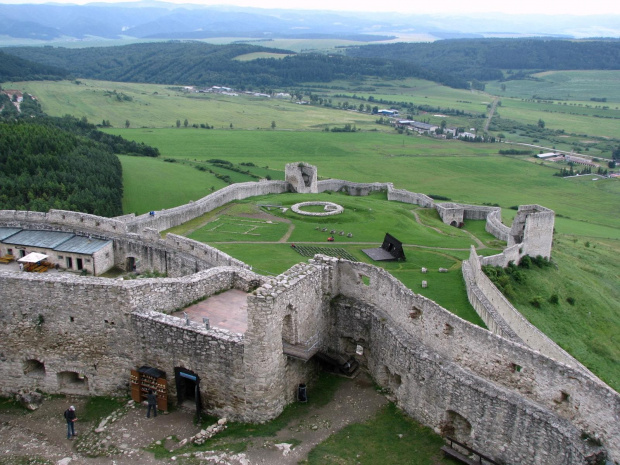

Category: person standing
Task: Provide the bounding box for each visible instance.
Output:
[146,389,158,418]
[64,406,77,439]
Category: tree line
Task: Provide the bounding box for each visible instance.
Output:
[344,39,620,85]
[2,41,465,89]
[0,90,160,216]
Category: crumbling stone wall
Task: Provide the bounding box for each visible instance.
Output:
[124,180,290,233]
[318,257,618,463]
[318,179,390,196]
[386,187,434,208]
[242,261,330,421]
[463,247,596,377]
[285,162,318,194]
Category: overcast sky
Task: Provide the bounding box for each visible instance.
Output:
[0,0,618,15]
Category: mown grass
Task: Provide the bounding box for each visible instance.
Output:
[173,194,489,326]
[303,403,459,465]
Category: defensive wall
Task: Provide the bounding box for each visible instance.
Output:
[1,162,617,463]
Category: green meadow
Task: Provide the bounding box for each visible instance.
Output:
[485,70,620,103]
[8,79,381,131]
[114,130,619,236]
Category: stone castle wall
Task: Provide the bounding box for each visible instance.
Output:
[124,180,290,233]
[319,257,618,463]
[387,187,435,208]
[2,162,612,463]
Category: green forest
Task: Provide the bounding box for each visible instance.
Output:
[345,39,620,83]
[0,50,69,82]
[3,39,619,91]
[1,42,465,89]
[0,91,159,216]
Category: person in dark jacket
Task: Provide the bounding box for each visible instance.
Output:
[146,390,157,418]
[64,406,77,439]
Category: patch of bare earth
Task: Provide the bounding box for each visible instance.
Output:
[0,373,386,465]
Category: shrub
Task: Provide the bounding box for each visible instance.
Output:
[548,293,559,304]
[530,296,544,308]
[519,255,532,269]
[566,297,576,306]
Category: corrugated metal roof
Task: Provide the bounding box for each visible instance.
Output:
[2,229,74,248]
[53,235,111,254]
[0,227,22,241]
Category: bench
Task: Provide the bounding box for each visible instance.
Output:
[0,254,15,264]
[441,445,478,465]
[441,438,499,465]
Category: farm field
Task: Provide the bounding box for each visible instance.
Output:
[114,129,620,236]
[7,79,382,131]
[485,70,620,103]
[8,74,620,159]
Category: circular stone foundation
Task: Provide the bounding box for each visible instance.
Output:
[291,201,344,217]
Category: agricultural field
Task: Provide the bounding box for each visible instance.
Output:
[485,70,620,103]
[114,130,620,237]
[6,79,382,131]
[8,74,620,158]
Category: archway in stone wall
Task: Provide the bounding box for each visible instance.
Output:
[23,359,46,378]
[442,410,473,444]
[57,371,89,394]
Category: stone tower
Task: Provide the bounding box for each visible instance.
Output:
[285,162,318,193]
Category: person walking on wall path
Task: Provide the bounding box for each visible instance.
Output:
[64,406,77,439]
[146,390,157,418]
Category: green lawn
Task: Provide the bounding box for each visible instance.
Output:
[304,403,459,465]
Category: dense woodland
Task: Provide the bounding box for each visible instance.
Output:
[2,42,465,89]
[0,50,69,82]
[0,91,159,216]
[345,39,620,84]
[3,39,619,91]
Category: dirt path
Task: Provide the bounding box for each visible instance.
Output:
[0,374,386,465]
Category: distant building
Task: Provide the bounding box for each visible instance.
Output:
[378,109,399,116]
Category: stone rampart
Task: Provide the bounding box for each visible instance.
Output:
[386,187,434,208]
[242,261,329,421]
[131,311,247,420]
[319,257,618,463]
[0,209,128,235]
[464,248,598,379]
[330,296,604,465]
[485,209,511,242]
[125,180,290,233]
[317,179,391,196]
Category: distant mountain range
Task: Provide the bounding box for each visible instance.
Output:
[0,1,619,42]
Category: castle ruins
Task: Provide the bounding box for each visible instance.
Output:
[0,162,617,465]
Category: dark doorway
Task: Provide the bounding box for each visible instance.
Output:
[76,258,83,270]
[126,256,136,272]
[66,257,73,269]
[174,367,202,420]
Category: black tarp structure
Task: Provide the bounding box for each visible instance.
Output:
[362,233,406,261]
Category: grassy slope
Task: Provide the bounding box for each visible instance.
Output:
[7,79,382,131]
[506,237,620,391]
